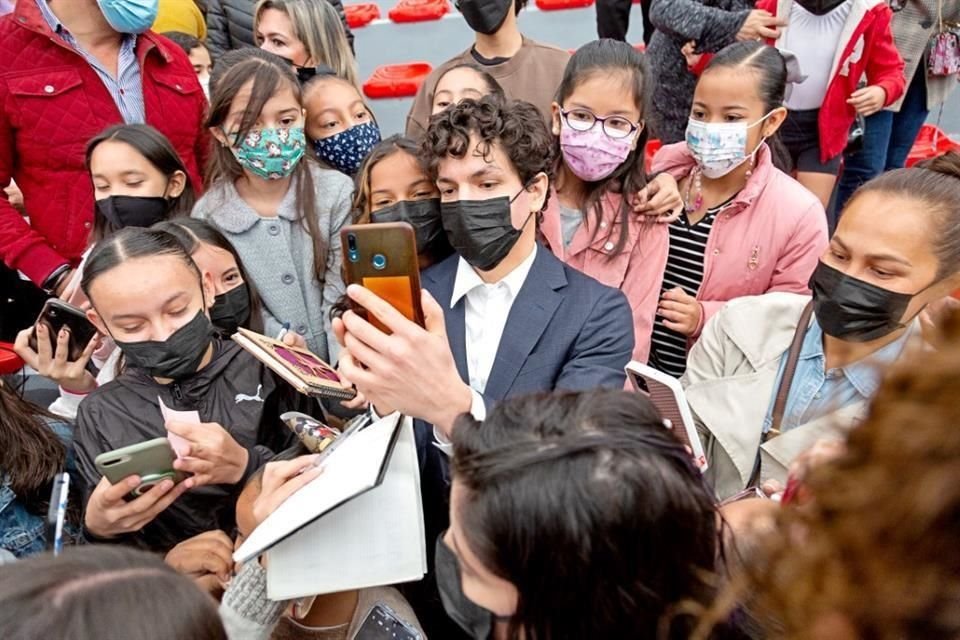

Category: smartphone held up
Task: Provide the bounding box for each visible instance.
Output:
[340,222,425,332]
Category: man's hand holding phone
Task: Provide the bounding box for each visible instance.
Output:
[334,285,472,437]
[14,323,98,393]
[85,474,191,538]
[167,420,250,486]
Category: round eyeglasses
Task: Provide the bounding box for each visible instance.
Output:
[560,108,641,139]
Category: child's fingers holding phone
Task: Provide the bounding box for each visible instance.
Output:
[85,475,190,538]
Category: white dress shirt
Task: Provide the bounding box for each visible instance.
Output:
[433,245,538,453]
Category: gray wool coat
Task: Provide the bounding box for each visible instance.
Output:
[646,0,753,144]
[887,0,960,112]
[192,163,353,363]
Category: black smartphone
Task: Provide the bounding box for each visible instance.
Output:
[46,472,70,555]
[27,299,98,361]
[353,604,423,640]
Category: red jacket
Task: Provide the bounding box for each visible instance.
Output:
[0,0,208,285]
[760,0,905,163]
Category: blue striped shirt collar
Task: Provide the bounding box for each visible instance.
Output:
[35,0,136,47]
[803,317,916,399]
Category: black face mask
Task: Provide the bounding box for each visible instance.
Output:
[456,0,513,35]
[114,310,213,379]
[95,195,170,229]
[796,0,849,15]
[210,284,251,336]
[278,56,336,87]
[435,535,512,640]
[441,192,531,272]
[810,261,925,342]
[371,198,454,266]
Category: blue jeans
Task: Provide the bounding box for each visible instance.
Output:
[836,68,930,214]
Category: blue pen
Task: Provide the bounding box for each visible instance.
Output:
[276,322,291,341]
[46,472,69,556]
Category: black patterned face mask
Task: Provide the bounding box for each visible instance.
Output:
[312,123,382,176]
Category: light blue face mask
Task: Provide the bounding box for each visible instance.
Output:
[97,0,159,34]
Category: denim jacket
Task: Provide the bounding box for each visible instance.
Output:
[0,419,81,558]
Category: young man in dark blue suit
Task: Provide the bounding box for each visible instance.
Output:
[333,97,635,637]
[335,97,634,436]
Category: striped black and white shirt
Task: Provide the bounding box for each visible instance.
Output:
[649,201,729,378]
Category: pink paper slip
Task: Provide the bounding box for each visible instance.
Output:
[158,396,200,459]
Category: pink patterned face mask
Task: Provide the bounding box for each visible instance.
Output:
[559,121,635,182]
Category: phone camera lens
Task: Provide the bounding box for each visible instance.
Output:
[372,254,387,270]
[347,234,357,251]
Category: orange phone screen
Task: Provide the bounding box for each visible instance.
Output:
[362,276,415,333]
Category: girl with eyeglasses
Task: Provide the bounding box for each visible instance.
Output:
[540,39,677,364]
[647,42,829,378]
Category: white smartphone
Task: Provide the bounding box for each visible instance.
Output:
[625,361,708,472]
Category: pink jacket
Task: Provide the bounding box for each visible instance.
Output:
[541,191,669,363]
[651,142,828,337]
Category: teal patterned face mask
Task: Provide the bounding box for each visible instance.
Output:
[229,126,306,180]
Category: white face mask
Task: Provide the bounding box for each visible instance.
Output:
[685,111,776,179]
[199,75,210,100]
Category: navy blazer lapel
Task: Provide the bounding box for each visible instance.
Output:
[423,256,469,384]
[483,248,567,401]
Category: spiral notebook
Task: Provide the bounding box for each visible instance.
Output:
[233,413,427,599]
[232,327,357,401]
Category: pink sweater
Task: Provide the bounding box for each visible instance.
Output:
[652,142,829,337]
[541,191,669,363]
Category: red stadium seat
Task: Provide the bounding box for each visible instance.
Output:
[344,3,381,28]
[0,342,23,375]
[906,124,960,167]
[363,62,434,99]
[388,0,450,23]
[535,0,594,10]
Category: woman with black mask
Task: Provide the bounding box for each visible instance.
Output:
[682,152,960,501]
[73,227,313,552]
[155,219,265,337]
[13,124,195,420]
[438,390,722,640]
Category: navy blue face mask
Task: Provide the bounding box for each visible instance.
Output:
[313,122,382,176]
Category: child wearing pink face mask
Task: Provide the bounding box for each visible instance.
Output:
[540,39,671,364]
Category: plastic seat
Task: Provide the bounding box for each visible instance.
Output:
[906,124,960,167]
[535,0,594,9]
[344,3,381,28]
[363,62,434,99]
[0,342,24,375]
[387,0,449,23]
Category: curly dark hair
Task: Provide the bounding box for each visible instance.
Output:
[421,96,555,210]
